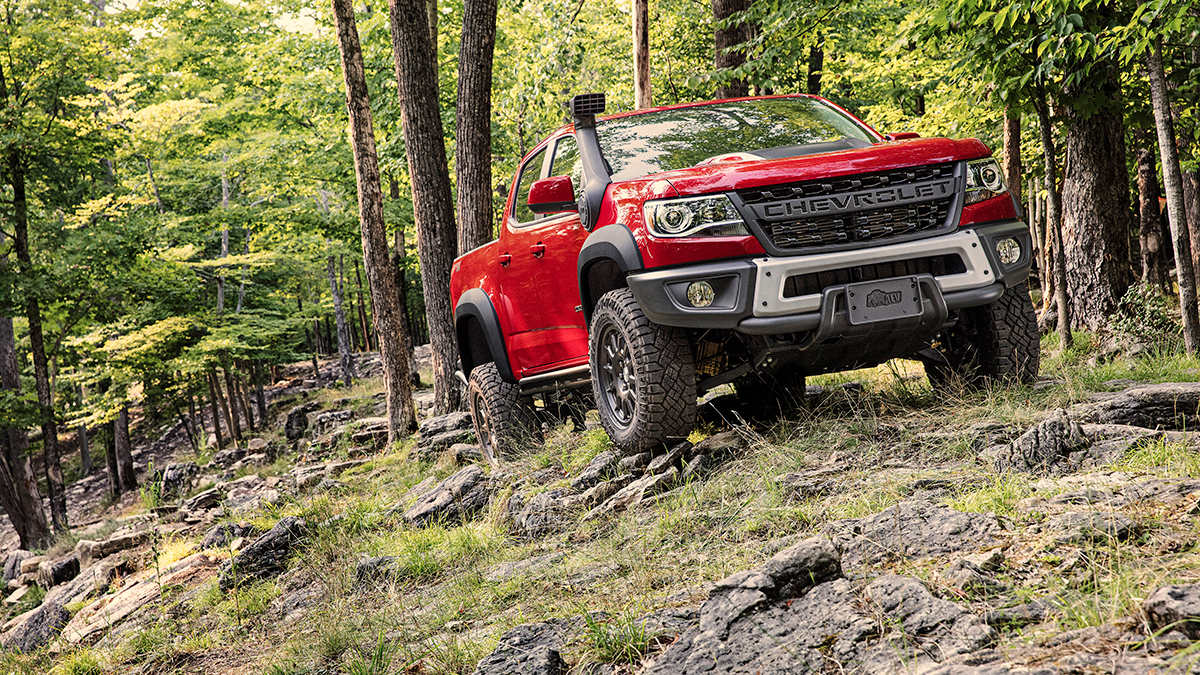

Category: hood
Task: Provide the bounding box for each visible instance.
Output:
[639,137,992,197]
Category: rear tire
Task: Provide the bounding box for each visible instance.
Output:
[923,283,1040,389]
[467,362,542,467]
[589,288,696,453]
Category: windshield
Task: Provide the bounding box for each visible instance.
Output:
[596,97,877,182]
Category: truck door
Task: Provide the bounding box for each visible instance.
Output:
[531,134,590,366]
[497,145,553,375]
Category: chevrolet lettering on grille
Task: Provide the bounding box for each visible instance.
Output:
[754,178,955,221]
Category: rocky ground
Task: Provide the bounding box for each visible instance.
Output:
[6,340,1200,675]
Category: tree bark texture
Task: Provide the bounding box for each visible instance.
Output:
[712,0,751,99]
[1147,36,1200,353]
[392,225,414,360]
[354,259,371,350]
[78,424,92,476]
[1002,110,1022,207]
[326,253,356,387]
[206,372,224,449]
[633,0,651,109]
[333,0,419,440]
[455,0,498,255]
[103,426,120,498]
[114,406,137,492]
[1034,82,1071,349]
[1135,142,1170,292]
[806,34,823,95]
[1059,67,1133,332]
[9,152,68,531]
[388,0,463,414]
[221,366,244,439]
[0,316,50,549]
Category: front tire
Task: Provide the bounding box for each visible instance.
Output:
[467,362,542,467]
[923,283,1040,389]
[589,288,697,453]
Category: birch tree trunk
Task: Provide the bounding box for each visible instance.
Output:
[1147,36,1200,353]
[334,0,418,440]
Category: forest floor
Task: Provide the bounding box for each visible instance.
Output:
[6,333,1200,674]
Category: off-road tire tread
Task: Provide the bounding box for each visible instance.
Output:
[468,362,542,465]
[927,283,1039,388]
[590,288,697,453]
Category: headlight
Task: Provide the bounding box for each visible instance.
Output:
[644,195,750,238]
[964,158,1008,205]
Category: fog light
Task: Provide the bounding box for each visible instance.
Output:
[686,281,715,308]
[996,238,1021,265]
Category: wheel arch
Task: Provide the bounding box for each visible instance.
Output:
[455,289,517,384]
[577,223,644,326]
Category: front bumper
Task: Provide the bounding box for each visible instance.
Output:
[626,220,1033,336]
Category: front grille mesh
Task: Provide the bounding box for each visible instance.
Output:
[737,163,958,251]
[782,253,967,298]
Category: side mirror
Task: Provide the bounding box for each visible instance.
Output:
[528,176,578,214]
[885,132,921,141]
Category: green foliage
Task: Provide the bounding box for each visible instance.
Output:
[583,612,658,664]
[1112,282,1184,352]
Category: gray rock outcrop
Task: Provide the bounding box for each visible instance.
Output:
[218,516,307,591]
[1145,583,1200,639]
[1,602,70,652]
[200,522,262,550]
[403,465,492,527]
[825,501,999,569]
[471,619,571,675]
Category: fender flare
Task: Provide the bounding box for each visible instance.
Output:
[577,223,644,325]
[455,289,517,384]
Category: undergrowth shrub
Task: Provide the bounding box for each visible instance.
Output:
[1113,283,1183,352]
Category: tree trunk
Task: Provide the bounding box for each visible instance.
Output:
[221,367,244,439]
[327,252,356,387]
[425,0,438,77]
[0,315,50,549]
[1003,109,1022,207]
[1147,36,1200,353]
[1185,169,1200,291]
[333,0,419,440]
[806,34,823,95]
[212,370,238,446]
[1060,66,1133,331]
[206,371,224,449]
[114,406,137,493]
[236,368,255,430]
[354,258,371,351]
[103,425,120,498]
[455,0,499,255]
[388,0,463,414]
[1135,139,1170,292]
[253,361,268,423]
[1034,81,1071,350]
[9,151,68,531]
[633,0,651,109]
[391,219,415,362]
[712,0,751,99]
[78,424,92,476]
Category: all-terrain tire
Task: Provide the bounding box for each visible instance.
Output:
[467,362,542,467]
[924,283,1040,389]
[589,288,697,453]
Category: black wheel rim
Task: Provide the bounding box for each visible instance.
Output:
[597,323,636,427]
[471,388,499,467]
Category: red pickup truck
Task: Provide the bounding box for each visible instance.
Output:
[451,93,1038,465]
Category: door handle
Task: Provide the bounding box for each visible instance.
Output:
[499,253,512,267]
[530,243,546,258]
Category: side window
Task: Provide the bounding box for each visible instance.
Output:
[550,135,585,203]
[511,147,547,225]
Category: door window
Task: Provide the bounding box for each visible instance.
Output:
[549,135,585,203]
[510,147,547,225]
